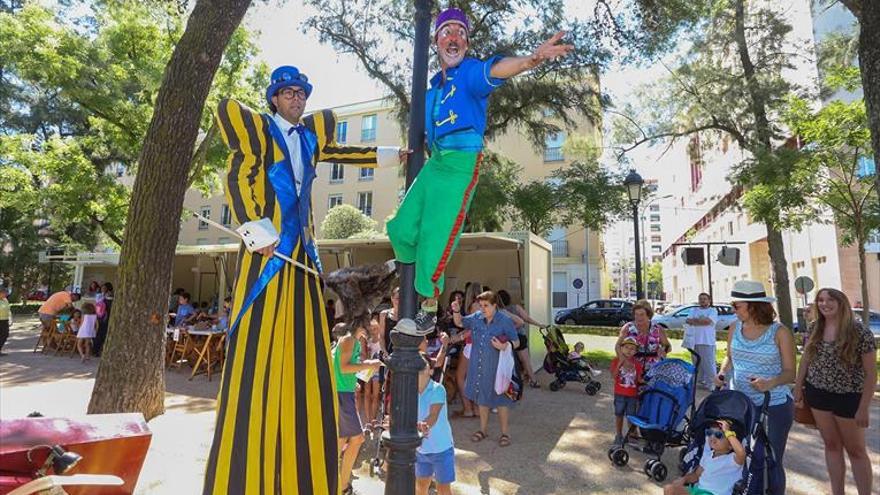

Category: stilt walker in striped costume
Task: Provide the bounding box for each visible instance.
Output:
[203,66,401,495]
[386,7,575,305]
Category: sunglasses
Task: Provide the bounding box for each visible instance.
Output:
[705,428,726,440]
[272,71,309,85]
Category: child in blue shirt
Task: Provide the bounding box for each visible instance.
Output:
[416,352,455,495]
[173,292,196,327]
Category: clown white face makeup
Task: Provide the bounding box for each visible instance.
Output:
[435,23,468,69]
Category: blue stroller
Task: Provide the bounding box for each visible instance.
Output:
[679,389,777,494]
[608,353,699,482]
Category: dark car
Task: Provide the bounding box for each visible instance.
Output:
[555,299,634,327]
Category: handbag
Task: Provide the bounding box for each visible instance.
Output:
[794,403,816,427]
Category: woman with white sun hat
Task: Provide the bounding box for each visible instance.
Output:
[715,280,796,494]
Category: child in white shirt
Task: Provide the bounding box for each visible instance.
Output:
[664,419,745,495]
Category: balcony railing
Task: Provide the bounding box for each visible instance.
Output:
[544,147,564,162]
[551,239,568,257]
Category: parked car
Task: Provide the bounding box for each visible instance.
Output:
[26,289,48,301]
[555,299,634,327]
[652,304,738,332]
[793,309,880,337]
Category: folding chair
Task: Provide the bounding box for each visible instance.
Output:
[32,318,56,353]
[166,328,192,369]
[54,323,78,357]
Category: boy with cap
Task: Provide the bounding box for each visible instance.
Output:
[611,336,643,446]
[203,67,403,495]
[386,7,573,307]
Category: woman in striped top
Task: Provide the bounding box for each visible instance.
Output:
[715,280,796,495]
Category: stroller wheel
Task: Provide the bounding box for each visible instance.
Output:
[585,382,600,395]
[611,448,629,467]
[643,459,655,476]
[549,380,560,392]
[650,462,668,482]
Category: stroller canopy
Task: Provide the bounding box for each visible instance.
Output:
[691,389,756,440]
[645,358,695,389]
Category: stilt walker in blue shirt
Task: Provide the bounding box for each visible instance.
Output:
[386,7,574,304]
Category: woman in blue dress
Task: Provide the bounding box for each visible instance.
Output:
[451,290,519,447]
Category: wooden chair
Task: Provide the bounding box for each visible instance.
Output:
[32,318,56,353]
[54,323,78,357]
[166,328,193,369]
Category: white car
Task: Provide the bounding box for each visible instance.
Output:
[652,304,738,332]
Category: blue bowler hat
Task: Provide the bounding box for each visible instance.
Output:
[266,65,313,112]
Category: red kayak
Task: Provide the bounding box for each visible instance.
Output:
[0,414,151,494]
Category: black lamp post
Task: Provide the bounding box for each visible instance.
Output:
[383,0,433,494]
[623,169,645,300]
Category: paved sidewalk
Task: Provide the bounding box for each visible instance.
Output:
[1,318,877,494]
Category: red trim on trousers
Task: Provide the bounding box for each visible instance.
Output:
[430,153,483,292]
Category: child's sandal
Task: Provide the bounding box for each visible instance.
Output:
[471,430,488,442]
[499,434,511,447]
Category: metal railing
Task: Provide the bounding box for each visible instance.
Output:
[551,239,569,257]
[544,147,564,162]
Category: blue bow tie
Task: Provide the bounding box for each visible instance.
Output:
[287,124,305,136]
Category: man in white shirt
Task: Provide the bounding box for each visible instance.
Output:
[685,293,718,390]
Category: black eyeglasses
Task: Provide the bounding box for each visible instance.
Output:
[272,71,308,85]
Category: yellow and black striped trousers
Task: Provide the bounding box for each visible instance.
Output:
[203,244,338,494]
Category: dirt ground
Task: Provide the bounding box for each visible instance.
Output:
[1,317,878,494]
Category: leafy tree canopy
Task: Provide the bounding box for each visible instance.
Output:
[321,204,380,239]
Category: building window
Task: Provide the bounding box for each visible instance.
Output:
[652,256,663,263]
[649,214,660,222]
[552,271,568,308]
[220,204,232,226]
[361,114,377,142]
[728,221,734,236]
[336,121,348,143]
[651,245,662,253]
[650,224,661,232]
[196,238,209,245]
[359,167,374,181]
[651,235,662,243]
[218,236,231,244]
[688,134,704,192]
[358,192,373,216]
[330,163,344,183]
[198,206,211,230]
[328,194,343,209]
[649,204,660,212]
[543,132,565,162]
[551,239,569,257]
[857,156,876,178]
[816,256,827,264]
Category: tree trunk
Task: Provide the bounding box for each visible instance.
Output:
[856,229,871,325]
[88,0,252,420]
[857,1,880,210]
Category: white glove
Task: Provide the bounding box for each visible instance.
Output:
[236,218,279,252]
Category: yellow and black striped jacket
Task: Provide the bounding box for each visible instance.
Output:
[216,99,381,271]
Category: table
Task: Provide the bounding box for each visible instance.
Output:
[187,328,226,381]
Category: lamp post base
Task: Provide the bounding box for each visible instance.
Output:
[383,329,425,495]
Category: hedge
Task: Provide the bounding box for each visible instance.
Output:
[10,303,41,316]
[556,325,729,343]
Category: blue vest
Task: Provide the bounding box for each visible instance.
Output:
[425,56,505,150]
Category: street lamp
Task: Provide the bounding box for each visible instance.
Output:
[384,0,432,494]
[623,169,645,300]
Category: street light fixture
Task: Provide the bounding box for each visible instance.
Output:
[623,170,645,300]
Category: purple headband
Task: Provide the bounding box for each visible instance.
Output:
[434,7,469,36]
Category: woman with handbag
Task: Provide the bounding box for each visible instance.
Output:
[794,288,876,495]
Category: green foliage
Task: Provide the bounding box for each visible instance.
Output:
[645,261,663,296]
[320,204,379,239]
[0,2,265,247]
[510,180,561,236]
[553,137,628,231]
[464,152,519,233]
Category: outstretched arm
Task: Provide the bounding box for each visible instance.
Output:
[489,31,574,79]
[305,109,401,167]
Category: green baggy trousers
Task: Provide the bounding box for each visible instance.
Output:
[386,149,481,298]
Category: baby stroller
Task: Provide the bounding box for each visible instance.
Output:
[679,389,776,494]
[608,352,699,482]
[539,325,601,395]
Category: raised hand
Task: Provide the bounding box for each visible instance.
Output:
[530,31,574,66]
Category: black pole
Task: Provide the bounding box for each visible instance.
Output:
[384,1,432,494]
[706,245,713,302]
[632,202,644,300]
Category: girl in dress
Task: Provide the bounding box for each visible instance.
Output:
[77,303,98,362]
